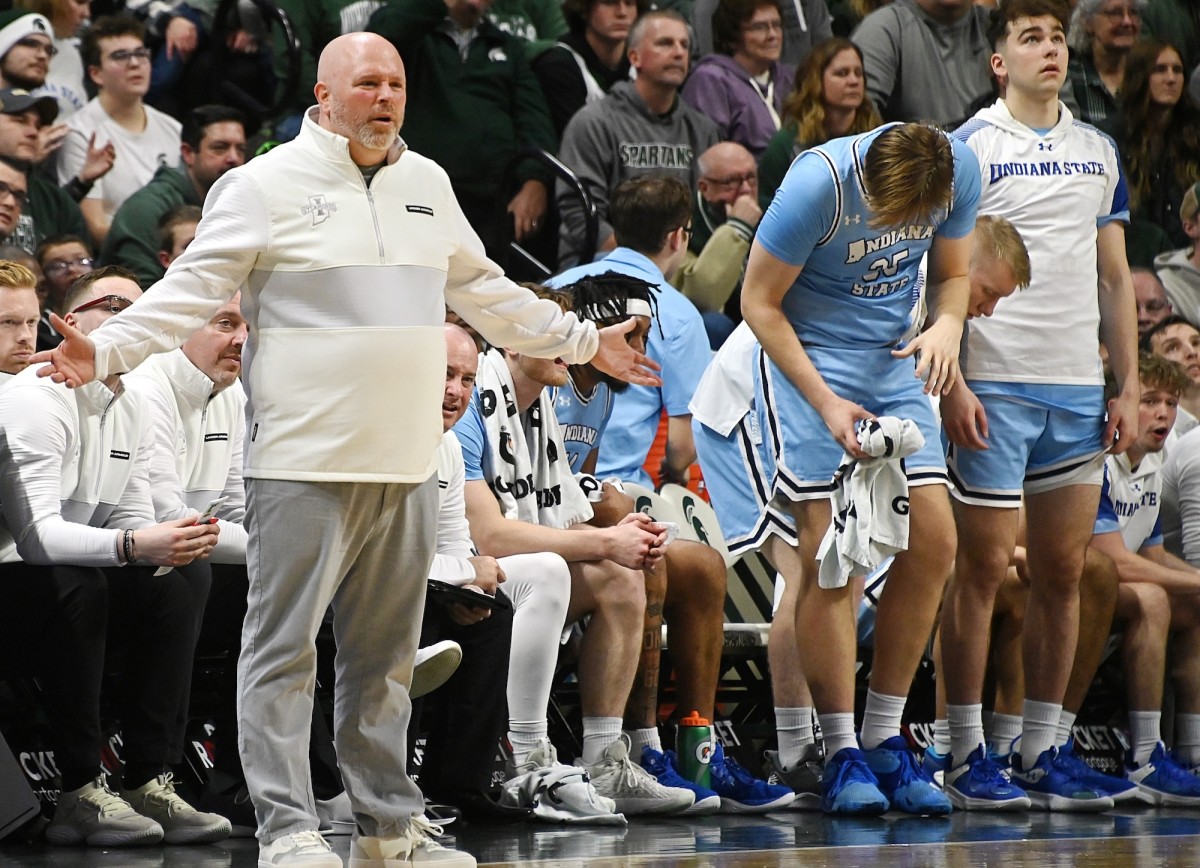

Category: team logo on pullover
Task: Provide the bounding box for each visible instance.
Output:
[302,195,338,225]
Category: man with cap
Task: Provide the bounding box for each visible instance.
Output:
[0,86,89,253]
[1155,183,1200,328]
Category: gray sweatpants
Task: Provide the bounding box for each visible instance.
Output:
[237,477,438,842]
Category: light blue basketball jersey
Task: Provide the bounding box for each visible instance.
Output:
[552,377,613,474]
[756,125,981,349]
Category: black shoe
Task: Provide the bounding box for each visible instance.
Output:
[423,799,463,824]
[196,781,256,838]
[427,788,533,825]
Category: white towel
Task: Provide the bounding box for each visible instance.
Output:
[476,349,593,529]
[816,416,925,589]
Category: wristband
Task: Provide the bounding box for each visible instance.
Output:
[122,528,135,565]
[65,176,94,201]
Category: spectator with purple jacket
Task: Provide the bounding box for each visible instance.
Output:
[682,0,792,158]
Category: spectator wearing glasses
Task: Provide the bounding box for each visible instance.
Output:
[681,0,793,159]
[0,154,29,247]
[1067,0,1147,127]
[102,105,245,287]
[1134,267,1174,339]
[14,0,92,119]
[676,141,762,348]
[0,259,40,381]
[34,233,92,349]
[0,264,231,847]
[0,87,91,254]
[0,10,56,92]
[57,14,182,247]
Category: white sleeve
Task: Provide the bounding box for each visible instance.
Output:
[134,379,194,524]
[429,433,477,585]
[0,385,122,566]
[90,170,269,380]
[1164,436,1200,566]
[441,187,599,366]
[105,408,160,531]
[55,126,89,185]
[209,402,247,563]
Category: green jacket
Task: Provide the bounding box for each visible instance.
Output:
[368,0,557,202]
[10,175,89,255]
[101,165,202,288]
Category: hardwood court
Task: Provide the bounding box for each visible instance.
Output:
[4,807,1200,867]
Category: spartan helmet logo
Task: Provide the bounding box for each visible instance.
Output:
[31,17,48,33]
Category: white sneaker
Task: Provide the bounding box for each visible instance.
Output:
[411,640,463,699]
[317,791,356,836]
[502,738,625,825]
[349,816,475,867]
[259,830,343,867]
[46,776,164,847]
[120,772,232,844]
[579,734,695,816]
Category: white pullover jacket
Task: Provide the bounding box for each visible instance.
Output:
[87,108,599,483]
[0,365,155,565]
[123,349,248,563]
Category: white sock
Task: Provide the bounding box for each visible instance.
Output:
[508,718,548,767]
[1128,710,1162,767]
[626,727,662,758]
[1056,709,1077,748]
[860,689,906,751]
[581,716,624,766]
[948,703,984,766]
[818,712,858,762]
[775,707,815,769]
[987,713,1023,758]
[1175,714,1200,767]
[1020,700,1062,769]
[933,718,951,755]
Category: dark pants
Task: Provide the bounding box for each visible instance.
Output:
[415,590,513,797]
[0,562,194,783]
[198,563,343,799]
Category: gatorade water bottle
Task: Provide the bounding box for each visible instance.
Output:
[677,710,713,787]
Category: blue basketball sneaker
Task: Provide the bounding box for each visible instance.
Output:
[864,736,951,816]
[1127,743,1200,807]
[921,747,949,788]
[640,747,721,815]
[820,747,889,816]
[944,744,1031,811]
[707,743,794,813]
[1051,738,1138,804]
[1010,746,1114,812]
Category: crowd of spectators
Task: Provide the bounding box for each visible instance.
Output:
[5,0,1200,860]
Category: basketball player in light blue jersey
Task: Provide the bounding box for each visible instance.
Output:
[553,271,794,813]
[743,121,980,816]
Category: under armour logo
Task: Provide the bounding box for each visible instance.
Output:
[301,195,338,225]
[844,214,861,226]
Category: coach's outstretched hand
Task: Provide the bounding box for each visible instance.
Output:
[592,317,662,387]
[29,313,97,389]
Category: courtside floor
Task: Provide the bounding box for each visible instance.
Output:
[4,807,1200,867]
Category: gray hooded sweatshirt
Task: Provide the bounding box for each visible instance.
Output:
[556,80,719,267]
[1156,247,1200,327]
